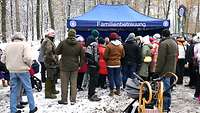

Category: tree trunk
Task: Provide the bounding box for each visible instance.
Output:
[162,0,167,18]
[41,0,44,39]
[165,0,171,19]
[147,0,151,16]
[184,0,192,33]
[125,0,129,4]
[26,0,29,41]
[10,0,14,34]
[143,0,147,14]
[195,0,200,32]
[15,0,20,32]
[36,0,40,40]
[111,0,115,5]
[84,0,86,13]
[1,0,7,42]
[31,0,34,40]
[48,0,55,29]
[68,0,72,19]
[157,0,160,18]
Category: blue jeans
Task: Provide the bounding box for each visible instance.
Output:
[122,64,137,88]
[107,67,121,90]
[163,77,171,111]
[10,72,36,113]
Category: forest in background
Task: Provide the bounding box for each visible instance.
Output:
[0,0,199,42]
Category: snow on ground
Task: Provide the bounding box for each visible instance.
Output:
[0,76,200,113]
[0,82,133,113]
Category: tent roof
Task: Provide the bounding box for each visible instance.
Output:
[74,5,162,21]
[67,4,170,29]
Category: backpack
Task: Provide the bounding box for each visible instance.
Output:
[31,60,40,74]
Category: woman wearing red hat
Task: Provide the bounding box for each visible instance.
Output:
[104,32,125,96]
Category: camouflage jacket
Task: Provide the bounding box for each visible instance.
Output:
[41,38,58,68]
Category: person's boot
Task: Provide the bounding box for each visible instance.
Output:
[29,107,38,113]
[45,79,56,99]
[109,90,114,96]
[114,89,121,96]
[52,80,59,94]
[88,95,101,101]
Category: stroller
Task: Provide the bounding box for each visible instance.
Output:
[29,60,42,92]
[124,72,178,113]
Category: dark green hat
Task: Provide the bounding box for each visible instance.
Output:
[91,29,99,38]
[68,29,76,38]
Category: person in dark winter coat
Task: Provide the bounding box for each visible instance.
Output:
[185,38,196,88]
[56,29,84,105]
[121,33,142,88]
[176,36,187,84]
[193,34,200,99]
[41,28,59,99]
[104,32,125,96]
[0,49,10,87]
[86,29,101,101]
[38,38,46,83]
[155,29,178,112]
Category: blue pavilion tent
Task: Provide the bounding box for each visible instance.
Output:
[67,4,170,39]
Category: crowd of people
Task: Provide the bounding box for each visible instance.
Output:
[0,28,200,113]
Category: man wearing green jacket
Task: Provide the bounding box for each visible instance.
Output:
[56,29,84,105]
[155,29,178,112]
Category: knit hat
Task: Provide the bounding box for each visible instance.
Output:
[143,35,151,44]
[135,36,142,41]
[76,35,84,42]
[86,36,96,46]
[193,35,200,43]
[109,32,119,40]
[153,33,161,39]
[91,29,99,38]
[125,33,135,43]
[105,37,110,44]
[12,32,25,41]
[68,29,76,38]
[45,28,55,37]
[161,29,170,37]
[98,37,105,44]
[149,37,156,42]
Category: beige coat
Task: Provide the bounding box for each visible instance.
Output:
[1,40,33,72]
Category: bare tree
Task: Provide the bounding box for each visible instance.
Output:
[184,0,193,33]
[1,0,7,42]
[68,0,72,19]
[10,0,14,34]
[125,0,130,4]
[162,0,168,18]
[157,0,160,18]
[84,0,86,13]
[15,0,20,32]
[147,0,151,16]
[31,0,34,40]
[195,0,200,32]
[41,0,44,40]
[36,0,40,40]
[48,0,55,29]
[165,0,171,19]
[143,0,147,14]
[26,0,29,40]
